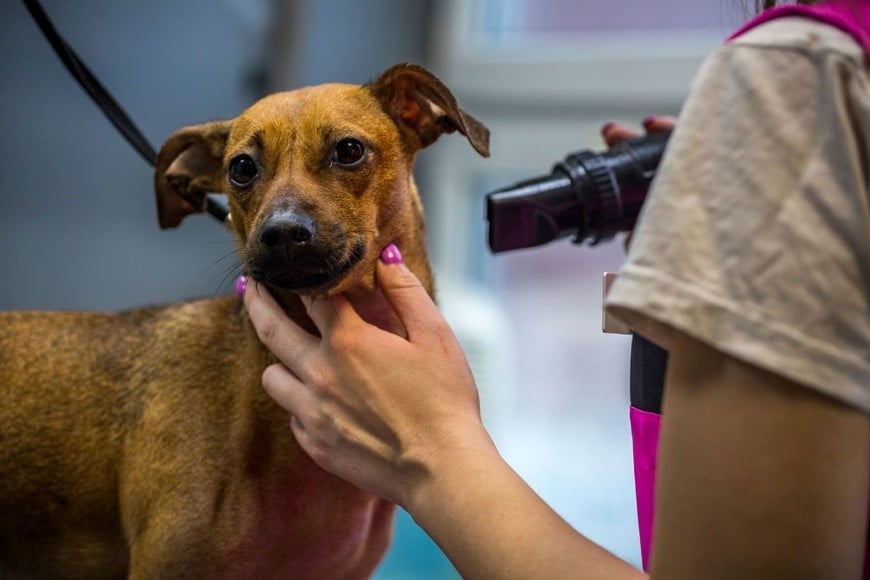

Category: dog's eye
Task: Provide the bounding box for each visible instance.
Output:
[228,154,258,187]
[333,138,366,167]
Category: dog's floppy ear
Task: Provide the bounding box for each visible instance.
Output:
[368,63,490,158]
[154,120,231,229]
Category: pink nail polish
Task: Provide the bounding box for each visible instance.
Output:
[235,275,248,298]
[642,115,658,127]
[380,243,403,265]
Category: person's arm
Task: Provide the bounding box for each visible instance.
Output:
[402,419,643,580]
[244,255,644,580]
[244,255,869,579]
[600,115,869,577]
[652,329,869,579]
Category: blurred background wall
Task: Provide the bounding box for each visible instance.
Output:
[0,0,434,312]
[1,1,744,578]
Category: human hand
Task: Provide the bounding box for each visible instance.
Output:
[243,244,493,507]
[601,115,676,249]
[600,114,676,147]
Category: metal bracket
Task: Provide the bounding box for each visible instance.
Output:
[602,272,631,334]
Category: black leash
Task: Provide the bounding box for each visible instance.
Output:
[21,0,230,225]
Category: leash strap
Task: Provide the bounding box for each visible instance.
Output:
[21,0,230,225]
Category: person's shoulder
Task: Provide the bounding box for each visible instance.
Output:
[730,15,865,63]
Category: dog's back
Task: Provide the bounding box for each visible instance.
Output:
[0,308,145,577]
[0,300,247,577]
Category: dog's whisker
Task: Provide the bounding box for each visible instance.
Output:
[203,250,241,274]
[214,263,244,297]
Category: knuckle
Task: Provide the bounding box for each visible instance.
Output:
[381,266,422,292]
[392,275,423,293]
[325,327,355,353]
[307,408,331,433]
[308,366,333,393]
[430,318,454,340]
[255,314,279,347]
[333,419,357,445]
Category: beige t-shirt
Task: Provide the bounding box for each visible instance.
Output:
[606,17,870,413]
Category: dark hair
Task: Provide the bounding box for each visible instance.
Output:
[756,0,817,10]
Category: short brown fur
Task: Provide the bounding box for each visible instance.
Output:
[0,63,489,579]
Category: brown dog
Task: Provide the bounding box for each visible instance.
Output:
[0,63,489,580]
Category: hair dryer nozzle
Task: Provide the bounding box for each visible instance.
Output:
[485,131,671,253]
[485,174,578,253]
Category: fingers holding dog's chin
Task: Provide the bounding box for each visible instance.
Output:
[245,282,318,363]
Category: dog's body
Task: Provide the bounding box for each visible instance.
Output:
[0,64,488,579]
[0,298,392,579]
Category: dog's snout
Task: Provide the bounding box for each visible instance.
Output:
[259,214,315,248]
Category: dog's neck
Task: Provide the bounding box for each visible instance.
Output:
[266,286,405,339]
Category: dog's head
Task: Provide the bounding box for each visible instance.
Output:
[154,64,489,296]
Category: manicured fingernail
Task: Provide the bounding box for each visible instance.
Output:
[600,122,615,135]
[642,115,658,127]
[235,275,248,298]
[380,243,403,265]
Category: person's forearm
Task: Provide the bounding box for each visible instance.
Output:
[403,437,646,580]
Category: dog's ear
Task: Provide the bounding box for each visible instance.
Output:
[154,120,232,229]
[368,63,490,158]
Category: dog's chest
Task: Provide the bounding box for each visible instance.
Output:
[216,459,394,579]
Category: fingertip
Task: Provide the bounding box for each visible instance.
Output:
[643,115,677,133]
[261,363,298,409]
[600,123,639,148]
[600,121,616,143]
[243,279,264,311]
[242,278,256,310]
[235,275,248,299]
[380,243,403,265]
[262,361,282,384]
[375,245,418,290]
[261,362,285,397]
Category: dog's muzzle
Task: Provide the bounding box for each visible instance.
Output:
[246,212,366,293]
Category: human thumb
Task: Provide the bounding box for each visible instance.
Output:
[376,243,441,340]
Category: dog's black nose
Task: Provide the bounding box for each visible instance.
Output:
[259,214,315,248]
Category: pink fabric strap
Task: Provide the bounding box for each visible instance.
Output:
[628,406,661,571]
[728,0,870,57]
